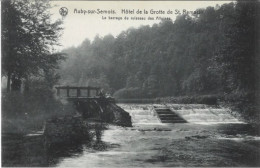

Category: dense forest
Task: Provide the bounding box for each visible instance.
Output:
[60,1,259,101]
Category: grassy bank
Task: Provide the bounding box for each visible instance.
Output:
[158,95,219,105]
[2,89,76,134]
[116,95,219,105]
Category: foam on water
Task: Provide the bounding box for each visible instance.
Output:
[119,103,243,125]
[174,108,242,124]
[216,135,260,141]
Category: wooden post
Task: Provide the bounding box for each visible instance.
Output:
[77,88,81,97]
[96,89,99,96]
[67,87,70,97]
[57,88,60,96]
[7,72,11,92]
[87,87,90,97]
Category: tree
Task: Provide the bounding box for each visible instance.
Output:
[2,0,64,92]
[215,1,259,93]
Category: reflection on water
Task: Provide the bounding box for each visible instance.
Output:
[2,103,260,167]
[47,143,84,166]
[2,134,119,167]
[2,134,48,167]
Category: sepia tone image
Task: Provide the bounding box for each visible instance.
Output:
[1,0,260,167]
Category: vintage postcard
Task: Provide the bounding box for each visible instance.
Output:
[1,0,260,167]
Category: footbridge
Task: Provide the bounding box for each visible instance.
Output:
[55,86,131,127]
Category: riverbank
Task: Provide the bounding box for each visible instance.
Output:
[1,90,77,135]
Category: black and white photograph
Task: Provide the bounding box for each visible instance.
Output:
[1,0,260,167]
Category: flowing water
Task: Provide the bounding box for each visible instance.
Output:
[2,103,260,167]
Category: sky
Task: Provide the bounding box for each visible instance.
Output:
[50,1,233,50]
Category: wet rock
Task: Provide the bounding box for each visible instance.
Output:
[185,135,209,140]
[107,103,132,127]
[136,128,172,132]
[153,128,171,131]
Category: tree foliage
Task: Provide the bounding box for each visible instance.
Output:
[2,0,64,91]
[60,1,259,99]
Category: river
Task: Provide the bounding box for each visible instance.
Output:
[2,103,260,167]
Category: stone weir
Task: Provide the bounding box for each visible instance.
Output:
[70,97,132,127]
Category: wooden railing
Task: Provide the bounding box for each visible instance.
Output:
[55,86,101,98]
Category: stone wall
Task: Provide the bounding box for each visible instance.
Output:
[74,98,132,127]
